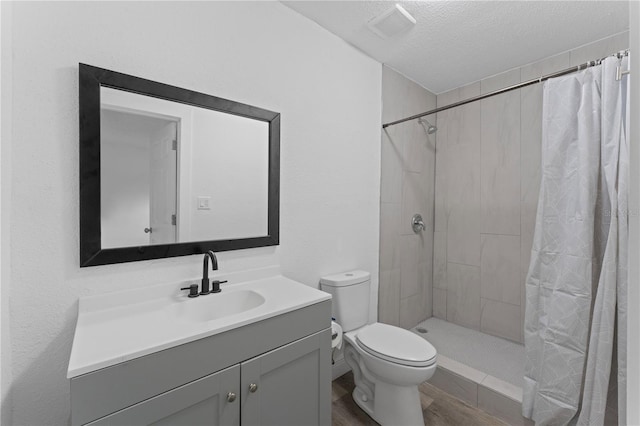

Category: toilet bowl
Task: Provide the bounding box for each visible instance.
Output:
[344,323,437,425]
[320,271,438,426]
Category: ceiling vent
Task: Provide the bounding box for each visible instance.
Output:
[367,4,416,39]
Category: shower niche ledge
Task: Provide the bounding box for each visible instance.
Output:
[67,266,332,425]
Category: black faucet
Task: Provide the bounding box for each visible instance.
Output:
[201,251,219,295]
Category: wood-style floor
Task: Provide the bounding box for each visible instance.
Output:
[332,372,507,426]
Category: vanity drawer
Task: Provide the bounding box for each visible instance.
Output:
[71,300,330,426]
[87,365,240,426]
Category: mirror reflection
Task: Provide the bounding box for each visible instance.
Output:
[100,87,269,249]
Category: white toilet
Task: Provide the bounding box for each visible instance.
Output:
[321,270,437,426]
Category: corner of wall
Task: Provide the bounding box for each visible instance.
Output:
[0,2,13,424]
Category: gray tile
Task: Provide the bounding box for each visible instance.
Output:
[433,231,447,289]
[430,367,478,407]
[446,263,481,330]
[437,86,460,107]
[520,52,571,81]
[570,31,629,66]
[520,230,533,282]
[382,66,424,123]
[399,235,420,298]
[435,82,480,237]
[378,269,400,326]
[481,375,523,403]
[380,128,403,204]
[520,82,542,247]
[447,196,481,266]
[443,83,481,265]
[480,234,521,305]
[420,261,433,319]
[403,120,429,173]
[520,257,528,345]
[478,386,533,426]
[403,100,436,175]
[481,68,521,94]
[459,81,482,102]
[419,221,434,265]
[451,83,481,147]
[433,288,447,319]
[400,171,429,236]
[480,299,521,343]
[519,114,536,348]
[480,88,521,235]
[379,202,401,272]
[519,75,538,343]
[415,318,525,388]
[438,354,487,384]
[400,293,424,330]
[381,66,401,123]
[445,147,481,265]
[434,115,448,233]
[520,229,533,344]
[383,66,437,176]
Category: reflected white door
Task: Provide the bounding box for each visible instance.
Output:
[149,121,178,244]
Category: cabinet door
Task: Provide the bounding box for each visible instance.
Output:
[241,329,331,426]
[88,364,240,426]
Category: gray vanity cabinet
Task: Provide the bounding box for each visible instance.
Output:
[87,365,240,426]
[70,300,331,426]
[241,330,330,426]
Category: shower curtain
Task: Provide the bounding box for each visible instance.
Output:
[522,55,629,425]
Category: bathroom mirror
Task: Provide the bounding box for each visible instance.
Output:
[79,64,280,267]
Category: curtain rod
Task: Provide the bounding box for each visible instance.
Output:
[382,49,631,129]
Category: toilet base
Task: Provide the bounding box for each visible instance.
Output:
[352,387,374,418]
[352,382,424,426]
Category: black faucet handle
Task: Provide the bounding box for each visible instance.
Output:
[211,280,227,293]
[180,284,200,298]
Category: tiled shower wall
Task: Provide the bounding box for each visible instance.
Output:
[433,32,629,343]
[379,66,436,329]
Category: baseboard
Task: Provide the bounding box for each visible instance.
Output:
[331,355,350,380]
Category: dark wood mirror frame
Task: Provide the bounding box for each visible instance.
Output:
[79,64,280,267]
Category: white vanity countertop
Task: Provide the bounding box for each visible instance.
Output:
[67,266,331,378]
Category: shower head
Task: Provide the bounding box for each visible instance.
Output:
[418,117,437,134]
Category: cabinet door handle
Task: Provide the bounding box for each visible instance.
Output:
[249,383,258,393]
[227,392,237,402]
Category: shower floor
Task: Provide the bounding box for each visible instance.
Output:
[412,317,524,388]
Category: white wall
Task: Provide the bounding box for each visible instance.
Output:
[188,108,269,241]
[627,1,639,423]
[3,2,381,424]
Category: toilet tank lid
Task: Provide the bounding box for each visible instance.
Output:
[320,270,370,287]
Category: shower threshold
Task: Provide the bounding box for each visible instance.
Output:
[412,318,532,426]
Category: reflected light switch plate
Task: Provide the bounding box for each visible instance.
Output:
[197,196,212,210]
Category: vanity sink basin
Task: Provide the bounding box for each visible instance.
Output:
[67,266,332,378]
[172,290,266,322]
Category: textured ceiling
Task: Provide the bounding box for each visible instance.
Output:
[282,1,629,94]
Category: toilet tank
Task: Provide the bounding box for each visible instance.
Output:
[320,270,370,332]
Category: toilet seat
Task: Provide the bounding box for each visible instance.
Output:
[355,323,437,368]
